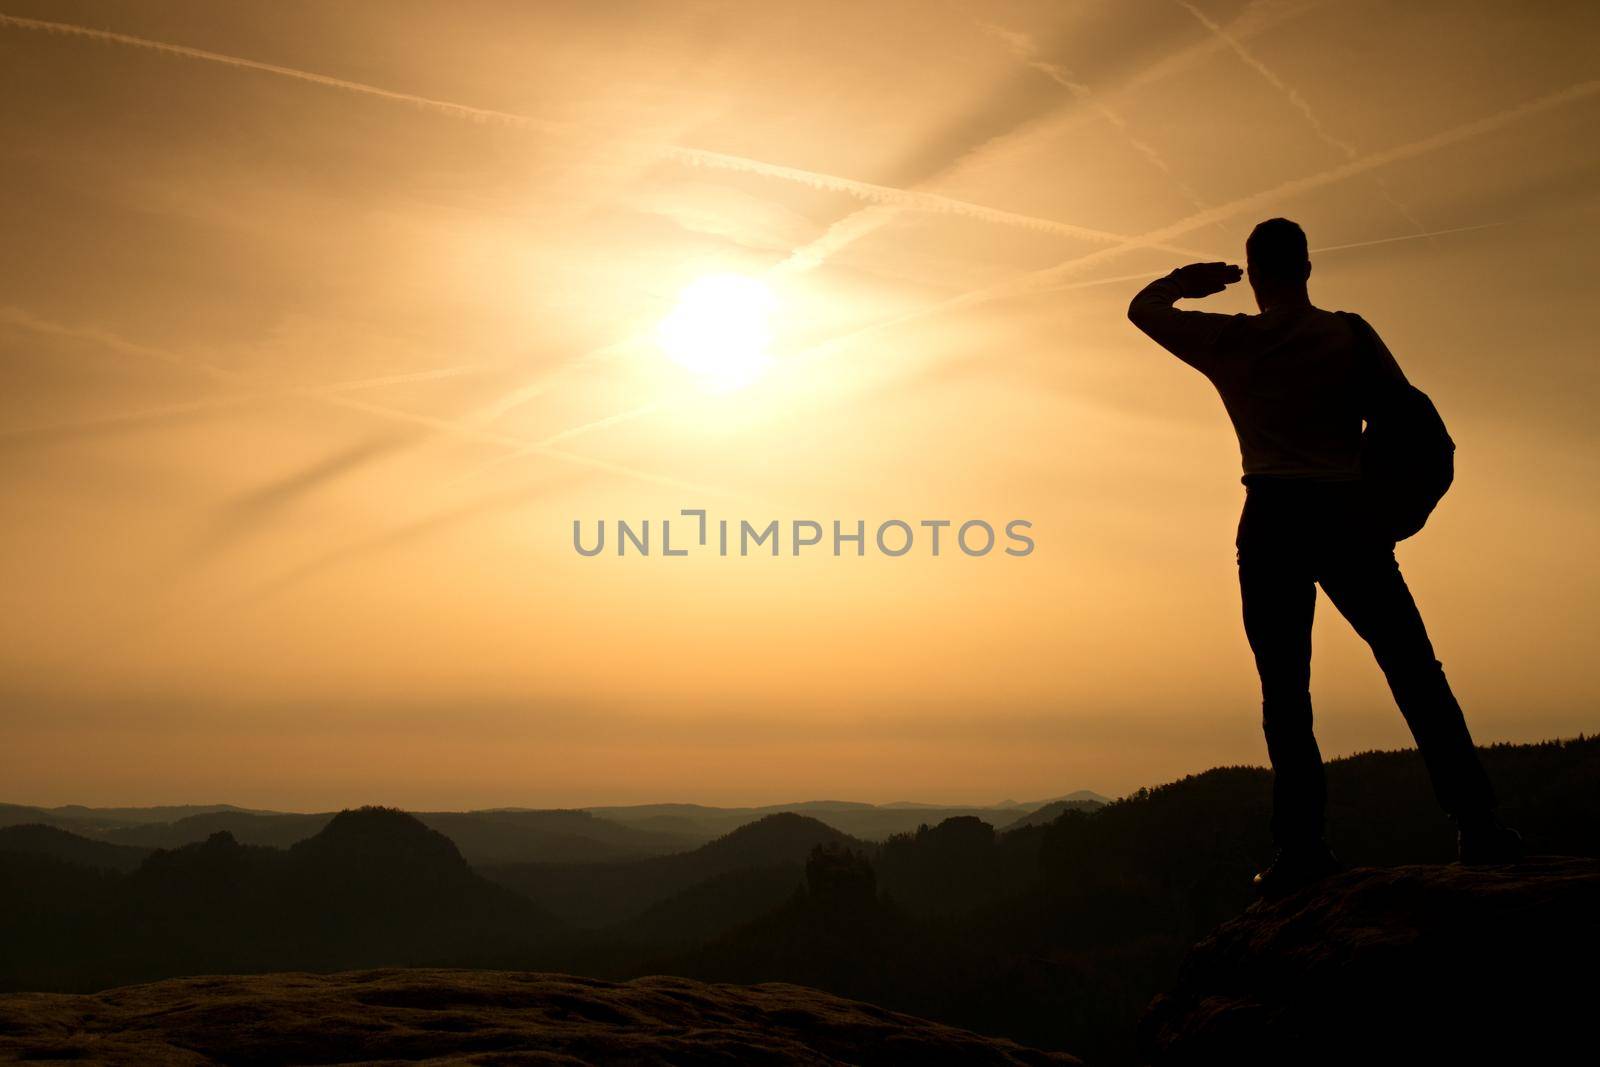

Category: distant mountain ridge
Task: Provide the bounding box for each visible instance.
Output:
[583,792,1114,842]
[0,805,702,866]
[0,824,150,872]
[1000,798,1107,831]
[0,806,557,991]
[482,811,866,928]
[42,803,274,823]
[1,792,1113,861]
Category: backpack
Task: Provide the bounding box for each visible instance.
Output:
[1337,312,1454,542]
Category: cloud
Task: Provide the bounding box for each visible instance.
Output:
[0,308,726,500]
[528,79,1596,447]
[769,1,1330,281]
[1172,0,1428,232]
[0,14,1156,251]
[194,433,416,559]
[0,365,499,449]
[241,474,574,601]
[979,21,1210,216]
[1,11,1211,442]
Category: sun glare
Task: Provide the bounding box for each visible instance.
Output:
[656,273,777,392]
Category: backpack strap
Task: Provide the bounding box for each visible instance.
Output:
[1337,311,1410,417]
[1336,310,1377,371]
[1337,310,1385,420]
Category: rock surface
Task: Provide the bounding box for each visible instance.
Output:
[0,967,1080,1065]
[1140,856,1600,1065]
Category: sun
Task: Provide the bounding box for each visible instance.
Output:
[656,273,777,392]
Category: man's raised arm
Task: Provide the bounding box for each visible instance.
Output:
[1127,262,1242,373]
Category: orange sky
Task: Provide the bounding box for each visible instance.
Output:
[2,0,1597,809]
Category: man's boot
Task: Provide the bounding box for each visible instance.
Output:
[1457,814,1524,864]
[1252,840,1341,899]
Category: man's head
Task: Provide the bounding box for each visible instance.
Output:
[1245,218,1311,310]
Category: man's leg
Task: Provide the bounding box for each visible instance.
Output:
[1238,549,1324,849]
[1318,548,1496,822]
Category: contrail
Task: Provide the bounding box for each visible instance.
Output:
[664,142,1210,253]
[1,308,727,499]
[1029,221,1514,296]
[474,27,1258,434]
[978,22,1213,221]
[0,327,497,445]
[941,78,1600,307]
[769,0,1329,280]
[0,305,236,384]
[12,10,1576,479]
[2,306,489,393]
[280,391,728,499]
[1125,0,1329,96]
[0,13,571,135]
[526,80,1595,449]
[1308,220,1508,256]
[196,432,416,558]
[466,335,640,427]
[770,205,903,276]
[242,475,572,602]
[469,400,668,479]
[1,9,1211,437]
[473,213,1210,428]
[1174,0,1356,156]
[952,0,1330,184]
[0,13,1175,253]
[1173,0,1430,234]
[766,61,1210,279]
[1036,63,1215,213]
[318,364,510,389]
[841,220,1522,394]
[498,218,1521,455]
[0,395,260,445]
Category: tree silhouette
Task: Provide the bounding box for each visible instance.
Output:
[805,842,876,916]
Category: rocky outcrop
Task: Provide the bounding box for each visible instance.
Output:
[0,967,1080,1065]
[1140,857,1600,1065]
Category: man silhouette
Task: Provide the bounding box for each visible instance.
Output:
[1127,218,1522,897]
